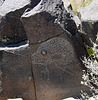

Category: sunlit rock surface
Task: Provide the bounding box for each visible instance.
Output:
[63,95,98,100]
[77,0,98,21]
[77,0,98,47]
[0,0,30,16]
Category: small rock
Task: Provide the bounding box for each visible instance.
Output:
[7,98,23,100]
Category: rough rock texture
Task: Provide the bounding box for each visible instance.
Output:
[30,32,89,100]
[77,0,98,47]
[21,1,90,99]
[0,0,41,44]
[0,0,90,100]
[0,0,31,44]
[0,0,46,44]
[21,0,77,39]
[22,12,64,44]
[0,47,36,100]
[0,12,27,44]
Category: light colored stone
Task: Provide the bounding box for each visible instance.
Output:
[77,0,98,47]
[7,98,23,100]
[77,0,98,21]
[0,0,30,16]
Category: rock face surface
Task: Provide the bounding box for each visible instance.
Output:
[22,12,64,44]
[0,12,27,44]
[0,46,36,100]
[21,1,90,99]
[77,0,98,47]
[21,0,77,39]
[30,33,89,100]
[0,0,91,100]
[0,0,30,44]
[0,0,42,44]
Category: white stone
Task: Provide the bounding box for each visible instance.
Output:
[0,41,29,51]
[62,0,71,12]
[62,97,79,100]
[73,15,81,28]
[22,0,43,17]
[63,95,98,100]
[22,0,64,17]
[0,0,30,16]
[77,0,98,21]
[7,98,23,100]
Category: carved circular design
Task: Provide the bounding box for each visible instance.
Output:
[41,49,47,56]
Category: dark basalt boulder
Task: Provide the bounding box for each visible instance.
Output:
[21,1,90,99]
[0,0,31,44]
[0,0,91,100]
[0,0,47,45]
[0,12,27,44]
[0,35,90,100]
[21,0,77,44]
[0,47,36,100]
[30,32,90,100]
[21,12,64,44]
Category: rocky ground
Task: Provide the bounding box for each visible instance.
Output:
[0,0,97,100]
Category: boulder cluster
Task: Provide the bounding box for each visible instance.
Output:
[0,0,97,100]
